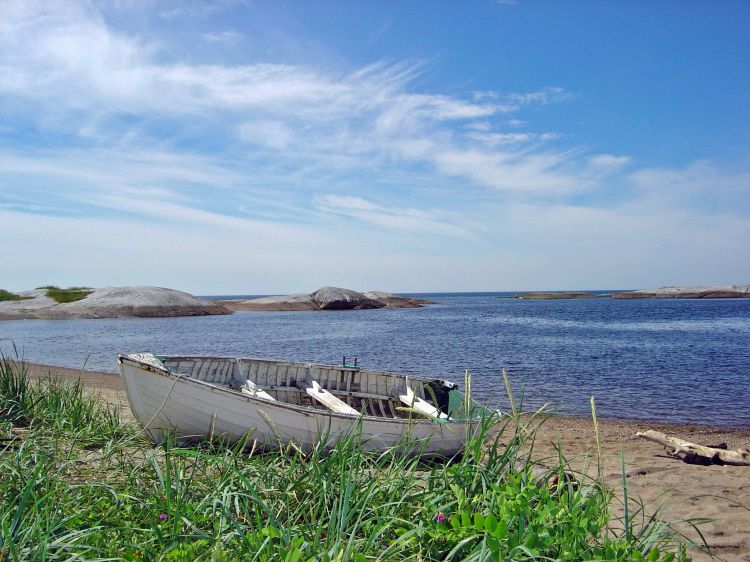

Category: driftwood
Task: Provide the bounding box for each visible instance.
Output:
[636,430,750,466]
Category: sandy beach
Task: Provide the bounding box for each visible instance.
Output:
[530,418,750,561]
[22,362,750,561]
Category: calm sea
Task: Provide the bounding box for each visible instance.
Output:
[1,293,748,427]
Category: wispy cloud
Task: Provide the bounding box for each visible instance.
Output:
[0,2,583,205]
[589,154,631,168]
[314,195,475,240]
[466,131,562,145]
[432,148,587,194]
[238,120,294,150]
[505,87,573,106]
[630,160,750,214]
[202,30,244,45]
[587,154,632,175]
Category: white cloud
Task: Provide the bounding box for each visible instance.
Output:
[238,120,294,150]
[202,31,244,45]
[0,2,564,133]
[317,195,380,212]
[466,199,750,289]
[1,2,747,293]
[467,132,534,145]
[158,4,224,22]
[0,148,246,192]
[505,87,573,106]
[632,159,749,192]
[0,208,334,293]
[587,154,632,174]
[539,132,562,141]
[0,2,585,201]
[80,193,313,241]
[629,160,750,214]
[433,148,588,193]
[466,131,562,146]
[315,194,475,240]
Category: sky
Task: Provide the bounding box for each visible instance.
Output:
[1,0,749,294]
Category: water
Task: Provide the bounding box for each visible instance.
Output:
[1,293,749,427]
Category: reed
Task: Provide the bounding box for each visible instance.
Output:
[0,357,695,561]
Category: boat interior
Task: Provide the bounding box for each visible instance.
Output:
[159,356,470,420]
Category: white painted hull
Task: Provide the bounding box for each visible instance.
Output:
[119,354,482,456]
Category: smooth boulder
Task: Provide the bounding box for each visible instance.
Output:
[362,291,434,308]
[217,287,433,311]
[311,287,383,310]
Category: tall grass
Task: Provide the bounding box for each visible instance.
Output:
[0,356,696,561]
[0,355,37,426]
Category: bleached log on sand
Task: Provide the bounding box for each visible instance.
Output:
[636,430,750,466]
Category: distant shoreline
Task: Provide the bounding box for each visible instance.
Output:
[502,286,750,300]
[4,286,748,322]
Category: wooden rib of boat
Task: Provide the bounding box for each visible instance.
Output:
[118,353,489,456]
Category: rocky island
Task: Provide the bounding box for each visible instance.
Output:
[503,285,750,300]
[215,286,432,311]
[508,291,602,300]
[613,285,750,299]
[0,286,230,320]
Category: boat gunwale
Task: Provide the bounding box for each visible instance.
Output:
[118,354,480,425]
[154,354,448,384]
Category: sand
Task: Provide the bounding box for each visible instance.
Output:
[529,417,750,561]
[22,362,750,561]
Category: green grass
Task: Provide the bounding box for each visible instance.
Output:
[0,356,697,561]
[0,290,31,302]
[35,286,93,304]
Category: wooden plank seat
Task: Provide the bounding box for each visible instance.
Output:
[399,385,449,420]
[240,379,276,401]
[300,380,360,415]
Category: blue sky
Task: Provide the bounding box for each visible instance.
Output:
[1,1,748,294]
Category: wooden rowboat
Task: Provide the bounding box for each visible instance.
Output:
[118,353,488,456]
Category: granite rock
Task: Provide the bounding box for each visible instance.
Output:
[613,285,750,299]
[311,287,383,310]
[0,286,230,320]
[217,287,432,311]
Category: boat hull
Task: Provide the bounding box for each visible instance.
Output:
[119,357,480,456]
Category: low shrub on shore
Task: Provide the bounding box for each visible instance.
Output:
[35,286,93,304]
[0,290,31,302]
[0,357,694,561]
